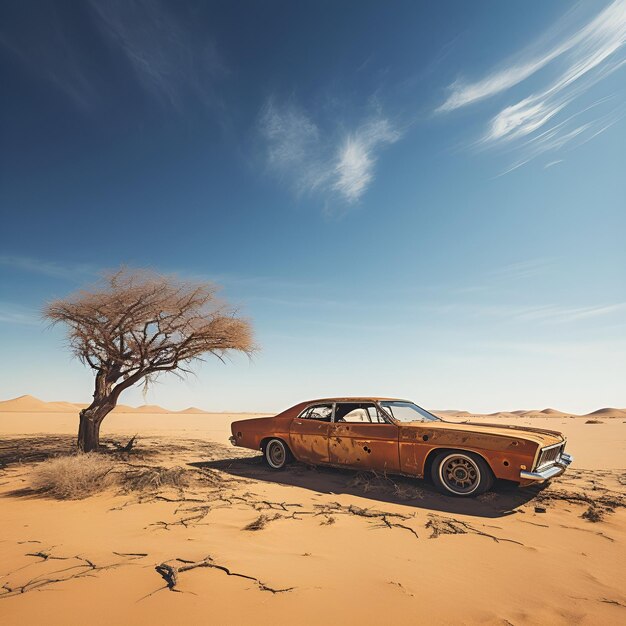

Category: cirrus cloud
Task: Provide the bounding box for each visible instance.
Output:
[259,98,401,208]
[439,0,626,173]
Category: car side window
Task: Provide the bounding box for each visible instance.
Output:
[343,408,370,423]
[299,404,333,422]
[367,405,387,423]
[335,403,387,423]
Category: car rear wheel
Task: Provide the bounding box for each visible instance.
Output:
[431,451,493,497]
[264,438,291,470]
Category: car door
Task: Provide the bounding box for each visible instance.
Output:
[289,403,333,464]
[329,402,400,472]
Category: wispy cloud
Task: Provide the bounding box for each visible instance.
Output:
[477,337,626,359]
[489,258,555,281]
[88,0,225,111]
[439,2,625,113]
[427,300,626,326]
[439,0,626,172]
[438,51,563,113]
[0,302,39,326]
[259,99,330,194]
[511,302,626,323]
[0,1,225,112]
[492,98,626,175]
[333,118,400,202]
[0,255,96,281]
[259,98,400,206]
[448,258,556,296]
[0,4,100,110]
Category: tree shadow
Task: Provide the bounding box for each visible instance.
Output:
[0,435,162,500]
[0,435,163,470]
[2,485,49,499]
[190,456,549,519]
[0,435,247,500]
[0,435,77,468]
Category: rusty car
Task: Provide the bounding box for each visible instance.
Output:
[229,397,573,497]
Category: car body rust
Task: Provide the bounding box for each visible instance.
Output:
[230,397,570,488]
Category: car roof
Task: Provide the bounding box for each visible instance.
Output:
[300,397,412,404]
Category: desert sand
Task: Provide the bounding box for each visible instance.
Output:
[0,396,624,625]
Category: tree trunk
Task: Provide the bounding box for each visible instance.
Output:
[77,368,121,452]
[78,401,114,452]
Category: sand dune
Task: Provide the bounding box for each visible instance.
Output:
[0,395,84,413]
[0,396,203,415]
[539,408,566,415]
[112,404,137,413]
[484,410,525,417]
[3,396,623,420]
[520,410,565,419]
[440,407,626,420]
[131,404,171,414]
[585,407,626,419]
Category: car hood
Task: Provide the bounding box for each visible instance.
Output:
[403,420,564,447]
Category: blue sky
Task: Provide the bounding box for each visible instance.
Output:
[0,1,624,413]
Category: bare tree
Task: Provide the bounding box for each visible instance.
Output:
[44,268,255,452]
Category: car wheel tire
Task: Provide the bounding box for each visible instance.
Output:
[264,438,291,470]
[431,451,493,497]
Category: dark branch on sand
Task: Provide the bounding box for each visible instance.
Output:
[147,556,294,597]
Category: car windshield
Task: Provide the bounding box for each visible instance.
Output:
[380,401,441,423]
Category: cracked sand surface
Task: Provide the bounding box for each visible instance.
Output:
[0,411,625,625]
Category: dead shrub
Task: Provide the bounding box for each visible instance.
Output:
[119,465,190,492]
[582,506,604,522]
[392,483,425,501]
[243,514,270,531]
[349,471,424,500]
[242,513,282,531]
[30,453,115,499]
[477,491,499,503]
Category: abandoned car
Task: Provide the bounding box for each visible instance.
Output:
[229,397,573,497]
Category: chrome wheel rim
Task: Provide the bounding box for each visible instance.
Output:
[267,441,285,468]
[439,454,480,494]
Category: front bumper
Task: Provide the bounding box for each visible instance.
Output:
[520,452,573,481]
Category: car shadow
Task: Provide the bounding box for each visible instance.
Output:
[190,455,549,519]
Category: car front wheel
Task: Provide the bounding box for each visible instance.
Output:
[431,451,493,497]
[263,438,291,470]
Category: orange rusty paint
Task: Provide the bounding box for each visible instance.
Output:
[230,397,567,485]
[290,417,331,464]
[329,423,400,472]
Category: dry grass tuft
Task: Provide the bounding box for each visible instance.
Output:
[243,514,271,531]
[30,454,115,499]
[349,471,424,500]
[120,466,190,492]
[29,453,191,499]
[477,491,499,503]
[582,506,604,522]
[392,483,425,501]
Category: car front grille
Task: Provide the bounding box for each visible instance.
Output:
[536,443,565,470]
